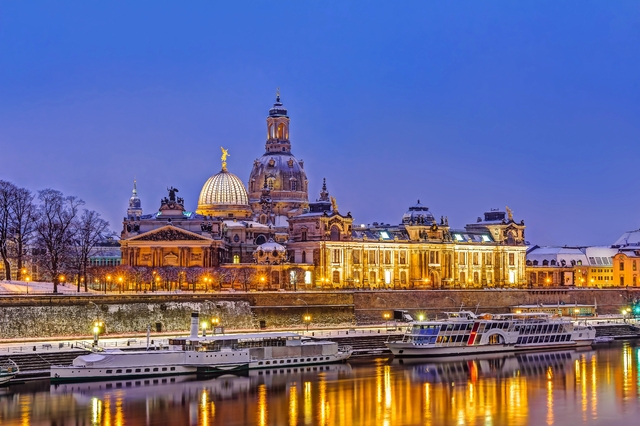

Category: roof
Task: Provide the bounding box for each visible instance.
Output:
[614,229,640,247]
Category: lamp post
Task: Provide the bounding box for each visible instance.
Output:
[106,275,111,293]
[211,317,220,334]
[93,323,100,348]
[59,275,65,288]
[25,276,30,294]
[383,312,391,330]
[201,320,208,337]
[303,314,312,332]
[118,276,123,294]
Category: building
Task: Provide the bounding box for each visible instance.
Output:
[118,94,528,289]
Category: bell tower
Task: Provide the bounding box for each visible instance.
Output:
[265,88,291,154]
[127,179,143,218]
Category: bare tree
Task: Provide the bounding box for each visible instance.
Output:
[238,266,256,292]
[35,189,84,293]
[9,186,38,281]
[70,209,109,291]
[0,181,17,280]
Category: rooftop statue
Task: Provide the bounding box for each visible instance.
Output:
[506,206,514,221]
[167,187,179,202]
[221,147,229,171]
[330,196,338,212]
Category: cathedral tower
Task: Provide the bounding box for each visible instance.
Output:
[127,179,143,218]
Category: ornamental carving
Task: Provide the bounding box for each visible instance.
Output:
[136,229,208,241]
[327,217,343,229]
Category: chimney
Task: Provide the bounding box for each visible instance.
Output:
[190,312,199,338]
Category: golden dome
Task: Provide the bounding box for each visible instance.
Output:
[196,170,252,217]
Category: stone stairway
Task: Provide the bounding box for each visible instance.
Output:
[327,334,394,356]
[594,324,640,339]
[0,350,88,379]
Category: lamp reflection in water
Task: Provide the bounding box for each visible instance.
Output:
[257,384,267,426]
[288,383,298,426]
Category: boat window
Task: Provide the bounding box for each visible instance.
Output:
[135,369,141,373]
[307,358,311,362]
[287,360,291,363]
[170,367,175,371]
[313,358,317,361]
[126,369,132,373]
[266,361,270,365]
[259,362,263,365]
[162,367,167,371]
[106,370,113,374]
[153,368,159,372]
[280,360,284,364]
[116,369,122,374]
[144,368,150,372]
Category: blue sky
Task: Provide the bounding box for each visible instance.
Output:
[1,1,639,246]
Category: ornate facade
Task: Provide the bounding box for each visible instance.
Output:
[120,94,528,288]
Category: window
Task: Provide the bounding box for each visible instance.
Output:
[291,180,297,191]
[304,271,312,284]
[620,276,625,286]
[332,249,341,263]
[509,253,515,266]
[620,261,625,271]
[369,271,376,284]
[233,255,240,264]
[459,252,466,265]
[486,254,493,266]
[384,251,391,264]
[460,271,466,284]
[332,270,340,284]
[384,270,391,284]
[473,252,479,265]
[301,251,306,263]
[399,250,407,264]
[368,250,377,264]
[267,178,275,190]
[330,226,340,241]
[634,261,637,271]
[400,271,406,284]
[353,250,361,264]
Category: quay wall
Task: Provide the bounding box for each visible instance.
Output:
[0,289,637,339]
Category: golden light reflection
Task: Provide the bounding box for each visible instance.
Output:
[258,384,267,426]
[304,381,312,425]
[546,377,554,425]
[20,395,31,426]
[289,384,298,426]
[581,355,588,421]
[115,395,124,426]
[591,354,598,420]
[318,377,329,426]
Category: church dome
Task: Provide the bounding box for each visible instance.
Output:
[253,238,287,264]
[196,168,252,218]
[402,200,435,225]
[248,94,309,215]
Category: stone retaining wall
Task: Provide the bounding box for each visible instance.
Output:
[0,289,637,338]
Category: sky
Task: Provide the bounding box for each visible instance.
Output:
[1,1,639,246]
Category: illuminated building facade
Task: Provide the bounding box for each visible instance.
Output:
[120,94,528,288]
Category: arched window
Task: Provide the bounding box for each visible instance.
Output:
[330,226,340,241]
[269,124,275,139]
[400,271,406,284]
[290,179,297,191]
[332,270,340,284]
[533,260,538,266]
[277,123,285,139]
[301,251,306,263]
[301,230,307,242]
[267,177,275,190]
[542,260,549,266]
[272,271,280,285]
[255,235,267,245]
[550,260,557,266]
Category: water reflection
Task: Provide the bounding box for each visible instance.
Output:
[1,343,639,425]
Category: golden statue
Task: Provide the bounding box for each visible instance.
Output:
[221,147,229,171]
[330,196,338,212]
[506,206,513,221]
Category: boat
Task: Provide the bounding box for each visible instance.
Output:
[0,359,19,386]
[592,335,615,345]
[386,310,596,358]
[51,312,352,383]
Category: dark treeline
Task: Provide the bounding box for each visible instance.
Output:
[0,180,110,293]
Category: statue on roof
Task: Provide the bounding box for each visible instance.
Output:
[167,187,179,202]
[330,196,338,213]
[221,147,229,172]
[506,206,514,221]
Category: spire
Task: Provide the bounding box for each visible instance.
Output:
[127,178,143,218]
[132,179,138,196]
[319,178,330,202]
[276,87,280,103]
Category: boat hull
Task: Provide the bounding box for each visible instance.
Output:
[387,341,592,358]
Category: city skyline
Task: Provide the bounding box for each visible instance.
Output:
[2,2,640,246]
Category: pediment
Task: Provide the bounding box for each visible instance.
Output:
[128,225,211,242]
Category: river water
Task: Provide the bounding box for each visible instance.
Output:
[1,342,640,426]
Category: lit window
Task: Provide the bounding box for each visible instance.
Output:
[384,270,391,284]
[454,234,464,241]
[481,235,491,242]
[233,255,240,264]
[304,271,312,284]
[380,231,390,239]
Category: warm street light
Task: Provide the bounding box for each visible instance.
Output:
[106,275,111,293]
[383,312,391,330]
[418,313,425,321]
[303,314,312,332]
[118,276,123,293]
[201,321,208,337]
[25,276,30,294]
[211,317,220,334]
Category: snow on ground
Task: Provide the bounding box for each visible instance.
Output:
[0,280,99,294]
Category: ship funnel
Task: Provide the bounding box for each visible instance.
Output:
[190,312,199,338]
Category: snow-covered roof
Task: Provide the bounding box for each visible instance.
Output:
[613,229,640,247]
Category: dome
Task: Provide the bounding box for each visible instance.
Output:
[402,200,435,225]
[253,238,288,264]
[196,170,252,218]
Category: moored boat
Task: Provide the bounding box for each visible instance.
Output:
[0,359,19,386]
[51,313,352,383]
[386,311,595,358]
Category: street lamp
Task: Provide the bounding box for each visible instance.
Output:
[118,276,123,294]
[25,276,30,294]
[106,275,111,293]
[211,317,220,334]
[303,314,312,332]
[201,321,208,337]
[383,312,391,330]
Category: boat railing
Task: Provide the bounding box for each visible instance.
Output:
[338,345,353,354]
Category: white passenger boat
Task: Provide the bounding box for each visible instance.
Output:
[0,359,19,386]
[386,311,595,357]
[51,313,352,383]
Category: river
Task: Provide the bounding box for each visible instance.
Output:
[1,342,639,425]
